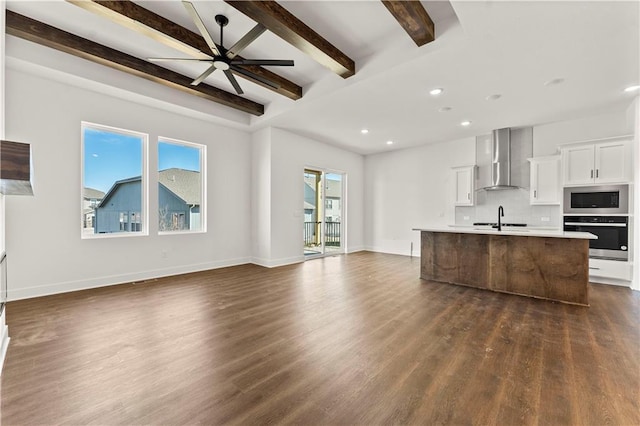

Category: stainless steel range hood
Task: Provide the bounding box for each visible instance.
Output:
[476,127,532,191]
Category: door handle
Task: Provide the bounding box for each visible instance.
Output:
[590,170,594,178]
[467,193,470,200]
[589,267,600,270]
[596,169,599,178]
[534,190,537,198]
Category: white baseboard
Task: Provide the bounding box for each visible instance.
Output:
[7,257,252,301]
[251,255,305,268]
[589,277,632,287]
[346,246,366,254]
[0,309,9,376]
[364,245,420,258]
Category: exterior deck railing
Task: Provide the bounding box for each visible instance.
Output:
[304,221,340,247]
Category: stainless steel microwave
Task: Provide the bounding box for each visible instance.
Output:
[563,184,629,214]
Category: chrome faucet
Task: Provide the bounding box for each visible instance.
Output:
[498,205,504,231]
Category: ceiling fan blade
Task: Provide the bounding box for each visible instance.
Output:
[230,65,281,89]
[226,24,266,59]
[182,1,221,57]
[224,69,244,95]
[147,57,211,62]
[191,64,217,86]
[231,59,294,67]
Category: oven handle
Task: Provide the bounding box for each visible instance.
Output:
[564,222,627,227]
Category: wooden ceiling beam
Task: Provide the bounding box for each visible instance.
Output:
[67,0,303,100]
[5,10,264,116]
[224,1,355,79]
[381,0,435,46]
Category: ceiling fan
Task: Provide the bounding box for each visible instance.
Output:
[148,1,294,94]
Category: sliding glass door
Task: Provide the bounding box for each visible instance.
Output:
[303,169,345,257]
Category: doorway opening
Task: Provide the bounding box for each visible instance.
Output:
[303,169,345,258]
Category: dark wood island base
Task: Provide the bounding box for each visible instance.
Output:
[420,231,590,306]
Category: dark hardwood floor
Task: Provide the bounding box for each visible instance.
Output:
[1,252,638,425]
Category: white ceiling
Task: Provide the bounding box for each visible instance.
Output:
[5,0,640,155]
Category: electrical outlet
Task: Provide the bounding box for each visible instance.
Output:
[463,216,470,221]
[541,216,550,222]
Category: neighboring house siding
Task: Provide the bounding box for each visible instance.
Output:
[96,181,142,233]
[158,183,191,231]
[304,182,317,223]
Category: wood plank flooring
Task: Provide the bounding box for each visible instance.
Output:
[1,252,638,425]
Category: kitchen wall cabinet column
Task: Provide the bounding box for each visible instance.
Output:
[528,156,560,204]
[453,165,475,206]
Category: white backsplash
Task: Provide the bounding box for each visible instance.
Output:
[455,188,561,228]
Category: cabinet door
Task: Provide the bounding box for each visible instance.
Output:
[563,145,595,185]
[530,157,560,204]
[454,167,474,206]
[594,141,629,183]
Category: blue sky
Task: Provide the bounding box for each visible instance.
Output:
[83,128,200,193]
[158,141,201,173]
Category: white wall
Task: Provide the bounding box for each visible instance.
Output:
[5,70,253,300]
[251,127,365,267]
[364,137,475,256]
[533,105,633,156]
[250,128,272,263]
[271,128,365,261]
[631,97,640,291]
[0,0,10,374]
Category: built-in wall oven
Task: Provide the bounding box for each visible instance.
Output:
[563,216,628,260]
[563,184,629,261]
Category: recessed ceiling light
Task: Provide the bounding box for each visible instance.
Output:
[460,121,472,127]
[386,140,394,145]
[438,106,452,112]
[544,78,565,86]
[429,88,444,96]
[624,85,640,92]
[361,129,369,134]
[486,94,502,101]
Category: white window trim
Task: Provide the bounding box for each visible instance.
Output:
[81,121,149,239]
[157,136,207,236]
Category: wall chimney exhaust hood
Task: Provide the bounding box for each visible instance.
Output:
[475,127,532,191]
[0,140,34,196]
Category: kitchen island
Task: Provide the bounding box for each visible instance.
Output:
[413,226,597,306]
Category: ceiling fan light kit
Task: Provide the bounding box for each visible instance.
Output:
[148,1,294,95]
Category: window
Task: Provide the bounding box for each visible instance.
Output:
[82,122,148,238]
[158,138,206,233]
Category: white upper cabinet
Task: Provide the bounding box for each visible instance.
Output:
[528,156,560,205]
[453,166,475,206]
[595,141,630,184]
[561,139,631,186]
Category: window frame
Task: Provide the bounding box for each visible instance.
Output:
[80,121,149,240]
[157,137,207,236]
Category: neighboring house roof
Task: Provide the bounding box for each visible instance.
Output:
[98,176,141,207]
[83,187,105,200]
[97,169,201,208]
[159,168,201,205]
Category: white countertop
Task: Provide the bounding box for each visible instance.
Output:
[412,225,597,240]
